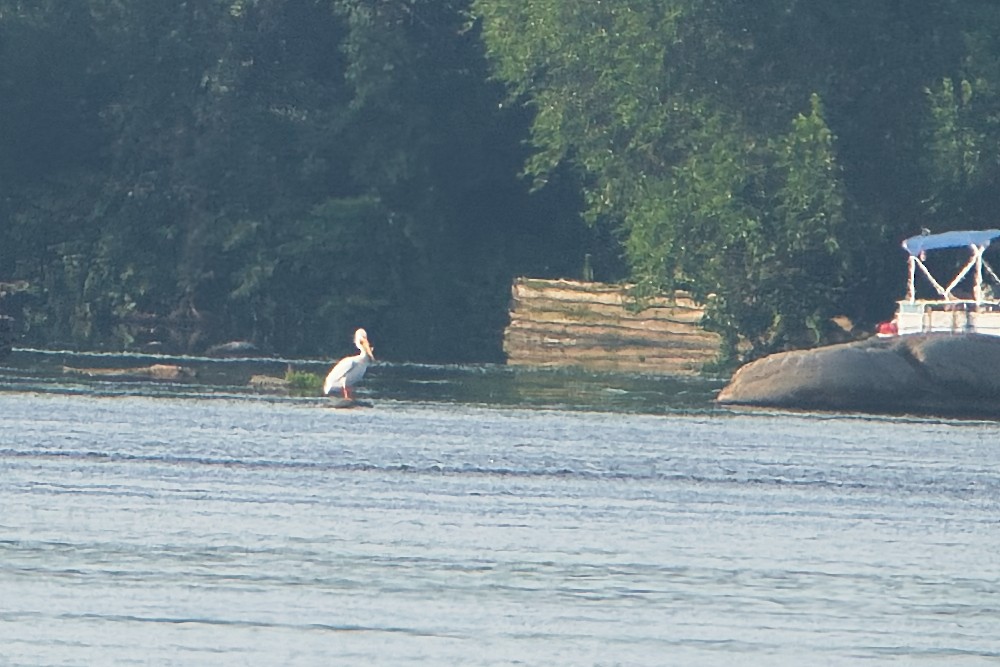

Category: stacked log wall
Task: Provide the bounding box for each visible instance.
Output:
[503,278,721,375]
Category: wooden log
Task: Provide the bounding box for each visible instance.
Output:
[504,352,718,366]
[503,341,720,362]
[510,298,706,324]
[506,355,711,374]
[513,279,703,311]
[504,319,722,343]
[510,313,708,333]
[506,354,720,369]
[503,331,721,354]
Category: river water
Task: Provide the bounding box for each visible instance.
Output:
[1,350,998,665]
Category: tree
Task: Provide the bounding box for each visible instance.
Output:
[2,0,364,351]
[1,0,596,360]
[474,0,986,361]
[922,4,1000,229]
[474,0,844,358]
[332,0,600,361]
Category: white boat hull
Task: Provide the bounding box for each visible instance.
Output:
[896,299,1000,336]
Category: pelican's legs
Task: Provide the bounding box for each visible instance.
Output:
[343,386,352,401]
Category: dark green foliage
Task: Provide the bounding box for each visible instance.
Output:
[0,0,601,361]
[6,1,1000,364]
[475,0,1000,362]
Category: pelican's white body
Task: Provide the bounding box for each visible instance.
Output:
[324,329,374,398]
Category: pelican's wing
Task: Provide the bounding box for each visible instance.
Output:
[344,356,370,388]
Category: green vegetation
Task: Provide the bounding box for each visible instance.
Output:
[3,2,1000,365]
[474,0,1000,360]
[284,369,323,396]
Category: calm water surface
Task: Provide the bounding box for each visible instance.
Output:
[0,350,998,665]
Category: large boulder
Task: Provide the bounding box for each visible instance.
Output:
[716,333,1000,417]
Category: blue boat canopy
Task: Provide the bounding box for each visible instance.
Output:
[902,229,1000,256]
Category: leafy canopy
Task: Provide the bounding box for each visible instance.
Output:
[474,0,857,358]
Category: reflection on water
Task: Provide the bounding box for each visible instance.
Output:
[0,348,726,413]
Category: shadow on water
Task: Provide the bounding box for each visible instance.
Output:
[0,348,725,415]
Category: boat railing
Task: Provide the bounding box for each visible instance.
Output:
[896,298,1000,335]
[899,298,1000,312]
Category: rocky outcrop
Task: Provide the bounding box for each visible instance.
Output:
[716,333,1000,417]
[62,364,196,380]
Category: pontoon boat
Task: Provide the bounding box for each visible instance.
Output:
[879,229,1000,336]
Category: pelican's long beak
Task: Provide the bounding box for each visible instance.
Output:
[361,337,375,361]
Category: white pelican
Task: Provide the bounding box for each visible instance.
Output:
[323,328,375,400]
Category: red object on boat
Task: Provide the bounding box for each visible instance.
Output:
[876,320,898,337]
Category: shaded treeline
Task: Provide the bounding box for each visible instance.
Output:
[3,1,1000,364]
[0,0,616,362]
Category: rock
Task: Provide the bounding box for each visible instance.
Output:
[325,397,373,409]
[146,364,195,380]
[205,341,259,357]
[62,364,196,380]
[716,333,1000,417]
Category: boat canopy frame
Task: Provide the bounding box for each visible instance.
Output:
[901,229,1000,303]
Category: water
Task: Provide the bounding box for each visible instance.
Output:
[1,350,998,665]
